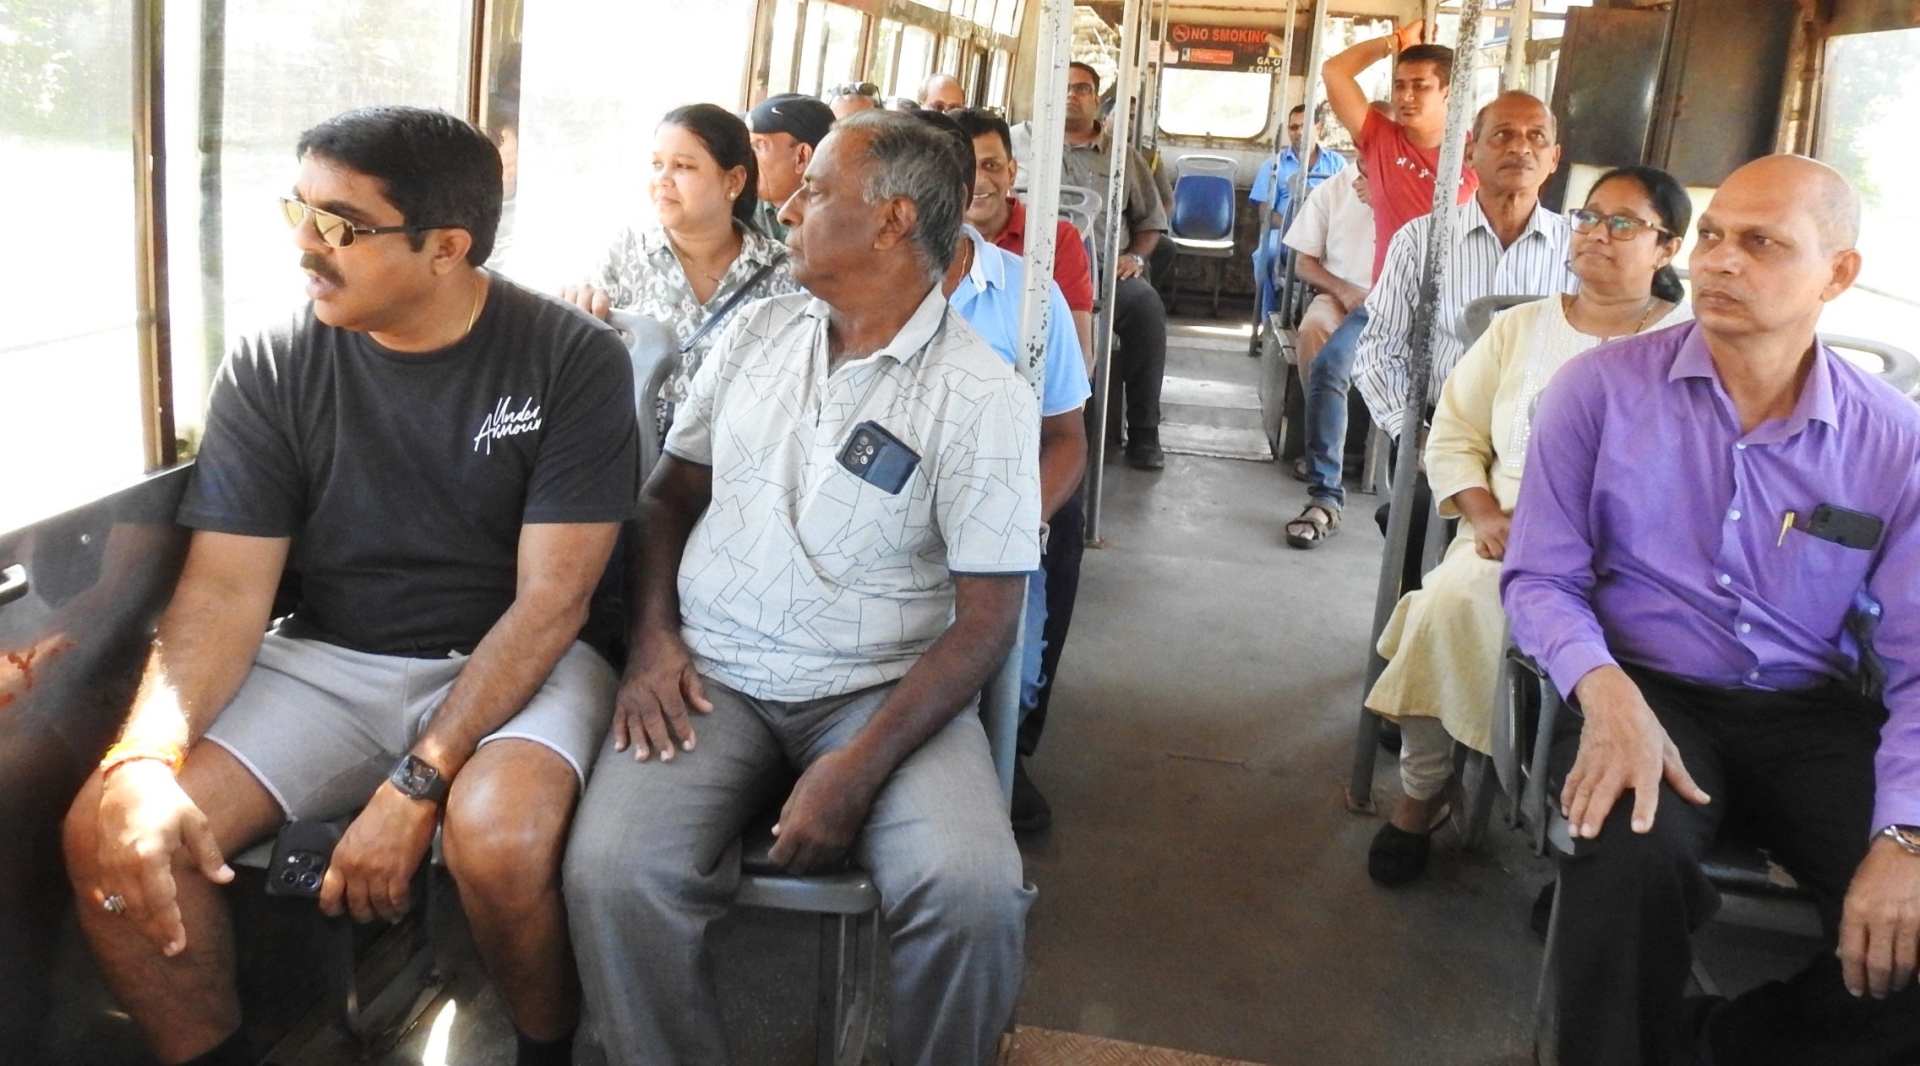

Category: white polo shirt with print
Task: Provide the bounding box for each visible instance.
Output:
[664,287,1042,703]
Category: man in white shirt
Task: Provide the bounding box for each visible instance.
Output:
[1281,158,1376,548]
[1353,91,1575,441]
[564,110,1039,1066]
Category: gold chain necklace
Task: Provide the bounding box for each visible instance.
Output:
[464,270,486,336]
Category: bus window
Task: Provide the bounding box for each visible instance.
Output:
[1,0,146,532]
[161,0,472,455]
[1818,27,1920,345]
[872,20,905,96]
[766,0,804,96]
[1157,68,1272,140]
[992,0,1025,38]
[502,0,756,290]
[897,26,936,96]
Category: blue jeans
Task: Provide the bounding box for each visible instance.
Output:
[1252,231,1282,320]
[1019,566,1048,714]
[1304,305,1369,510]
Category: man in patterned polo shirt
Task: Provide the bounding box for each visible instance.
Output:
[564,110,1040,1066]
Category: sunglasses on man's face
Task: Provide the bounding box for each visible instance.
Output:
[1569,208,1671,242]
[829,82,880,99]
[279,196,453,249]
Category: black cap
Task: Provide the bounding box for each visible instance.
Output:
[746,93,836,149]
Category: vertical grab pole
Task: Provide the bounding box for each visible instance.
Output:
[1289,2,1331,225]
[1503,0,1534,92]
[1345,0,1484,814]
[1084,0,1146,546]
[1246,0,1298,355]
[1016,0,1071,404]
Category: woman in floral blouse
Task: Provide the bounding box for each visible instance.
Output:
[561,103,797,402]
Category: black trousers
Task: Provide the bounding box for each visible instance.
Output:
[1108,275,1167,434]
[1548,667,1920,1066]
[1019,491,1085,757]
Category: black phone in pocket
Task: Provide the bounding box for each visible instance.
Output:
[837,420,920,495]
[1807,504,1884,551]
[264,819,341,898]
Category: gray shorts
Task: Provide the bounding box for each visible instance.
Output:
[203,632,616,821]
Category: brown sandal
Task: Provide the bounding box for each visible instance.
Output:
[1285,502,1341,549]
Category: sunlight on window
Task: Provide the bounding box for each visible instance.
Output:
[1158,68,1272,140]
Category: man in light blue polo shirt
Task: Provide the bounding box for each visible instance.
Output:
[1251,103,1348,319]
[925,108,1089,830]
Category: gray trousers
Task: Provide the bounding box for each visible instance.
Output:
[564,675,1033,1066]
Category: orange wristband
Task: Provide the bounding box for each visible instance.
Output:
[100,742,186,778]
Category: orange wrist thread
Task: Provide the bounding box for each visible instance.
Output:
[100,742,186,778]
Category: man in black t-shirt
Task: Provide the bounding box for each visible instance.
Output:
[63,107,637,1066]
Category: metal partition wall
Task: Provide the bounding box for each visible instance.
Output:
[1084,0,1148,545]
[1347,0,1485,813]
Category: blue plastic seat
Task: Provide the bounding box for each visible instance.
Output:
[1167,173,1237,317]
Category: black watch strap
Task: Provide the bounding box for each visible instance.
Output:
[389,754,450,805]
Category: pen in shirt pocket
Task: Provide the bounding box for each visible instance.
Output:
[1777,510,1795,547]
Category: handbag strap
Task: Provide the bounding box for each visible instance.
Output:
[678,255,786,355]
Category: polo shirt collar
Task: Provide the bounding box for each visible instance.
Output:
[1668,323,1841,438]
[961,225,1007,292]
[802,285,948,365]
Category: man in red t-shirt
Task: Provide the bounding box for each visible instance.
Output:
[951,106,1096,832]
[952,108,1096,376]
[1324,20,1478,279]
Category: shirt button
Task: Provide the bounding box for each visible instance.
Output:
[1735,442,1748,451]
[1718,573,1732,586]
[1748,670,1761,681]
[1728,509,1742,521]
[1739,623,1752,634]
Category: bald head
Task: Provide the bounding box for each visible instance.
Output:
[920,73,966,113]
[1729,154,1860,253]
[1473,91,1556,143]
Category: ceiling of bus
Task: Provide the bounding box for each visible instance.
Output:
[1085,1,1425,29]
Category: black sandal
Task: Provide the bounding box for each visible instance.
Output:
[1285,502,1341,549]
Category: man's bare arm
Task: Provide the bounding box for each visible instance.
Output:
[90,531,289,955]
[1323,21,1422,146]
[612,455,716,760]
[1072,311,1095,378]
[320,519,619,923]
[1040,410,1088,522]
[1293,252,1368,313]
[408,521,620,777]
[768,573,1025,872]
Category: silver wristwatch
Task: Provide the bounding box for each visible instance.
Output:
[1879,824,1920,857]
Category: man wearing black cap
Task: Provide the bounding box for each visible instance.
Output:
[745,93,835,241]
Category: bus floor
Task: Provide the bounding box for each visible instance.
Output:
[47,320,1821,1066]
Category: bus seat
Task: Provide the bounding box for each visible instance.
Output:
[730,582,1027,1066]
[607,310,681,484]
[1458,294,1546,348]
[1823,334,1920,397]
[1166,174,1236,318]
[1500,649,1821,1061]
[229,820,449,1051]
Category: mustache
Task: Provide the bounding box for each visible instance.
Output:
[300,253,344,286]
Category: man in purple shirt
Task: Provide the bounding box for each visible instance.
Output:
[1504,155,1920,1066]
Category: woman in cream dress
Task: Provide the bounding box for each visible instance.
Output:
[1365,165,1696,886]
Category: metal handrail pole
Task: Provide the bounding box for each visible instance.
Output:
[1503,0,1534,92]
[1084,0,1146,545]
[1288,0,1332,229]
[1346,0,1484,812]
[1246,0,1299,351]
[1014,0,1073,402]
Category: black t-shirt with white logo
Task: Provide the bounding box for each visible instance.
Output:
[180,274,639,659]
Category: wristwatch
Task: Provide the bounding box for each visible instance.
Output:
[389,753,451,806]
[1879,824,1920,858]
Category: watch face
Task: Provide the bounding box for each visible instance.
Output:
[395,755,440,797]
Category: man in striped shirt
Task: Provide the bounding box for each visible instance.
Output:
[1354,91,1576,441]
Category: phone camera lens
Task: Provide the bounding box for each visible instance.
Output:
[298,872,321,892]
